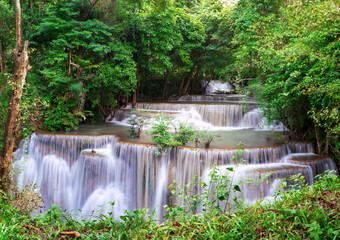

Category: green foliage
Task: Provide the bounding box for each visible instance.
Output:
[25,0,138,130]
[0,170,339,239]
[173,123,196,145]
[42,97,81,132]
[232,0,340,157]
[201,164,243,214]
[165,150,246,221]
[149,115,220,151]
[150,114,177,152]
[0,74,11,149]
[150,114,204,153]
[0,1,15,71]
[197,0,236,81]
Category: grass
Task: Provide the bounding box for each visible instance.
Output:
[0,172,339,239]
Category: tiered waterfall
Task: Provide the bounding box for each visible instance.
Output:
[13,84,338,219]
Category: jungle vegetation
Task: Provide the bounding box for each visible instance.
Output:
[0,0,339,238]
[0,0,338,162]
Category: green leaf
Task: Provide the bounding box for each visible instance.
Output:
[233,185,241,192]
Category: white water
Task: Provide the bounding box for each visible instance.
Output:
[107,104,285,132]
[132,103,254,127]
[282,153,338,177]
[13,132,326,219]
[202,80,233,94]
[176,94,257,104]
[13,86,339,219]
[208,163,314,205]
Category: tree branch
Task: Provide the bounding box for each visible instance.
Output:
[81,0,99,21]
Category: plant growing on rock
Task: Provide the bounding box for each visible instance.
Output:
[150,114,177,153]
[150,114,198,154]
[173,123,196,145]
[127,110,146,138]
[150,114,171,147]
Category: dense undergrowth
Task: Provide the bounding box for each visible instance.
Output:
[0,172,339,239]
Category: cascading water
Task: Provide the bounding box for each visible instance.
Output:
[13,82,338,219]
[131,103,256,127]
[202,80,233,94]
[174,94,257,104]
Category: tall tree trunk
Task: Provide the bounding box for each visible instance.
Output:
[0,37,5,73]
[0,0,30,186]
[315,124,321,154]
[162,70,170,99]
[324,134,330,155]
[182,65,200,95]
[178,73,186,96]
[132,91,137,108]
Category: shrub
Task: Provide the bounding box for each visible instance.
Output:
[126,110,146,138]
[173,123,196,145]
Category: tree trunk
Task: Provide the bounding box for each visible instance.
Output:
[0,37,5,73]
[162,70,170,99]
[0,0,30,185]
[178,73,186,96]
[183,64,202,95]
[132,91,137,108]
[81,0,99,21]
[324,134,330,155]
[314,124,321,154]
[182,67,194,95]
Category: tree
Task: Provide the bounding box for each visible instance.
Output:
[235,0,340,157]
[28,0,137,129]
[0,0,31,186]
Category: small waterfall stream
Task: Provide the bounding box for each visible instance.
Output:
[13,81,338,219]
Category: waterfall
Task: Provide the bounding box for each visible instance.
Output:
[282,153,339,177]
[106,109,129,122]
[175,94,257,104]
[202,80,233,94]
[14,132,331,219]
[106,103,283,131]
[133,103,256,127]
[13,88,339,219]
[201,163,314,208]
